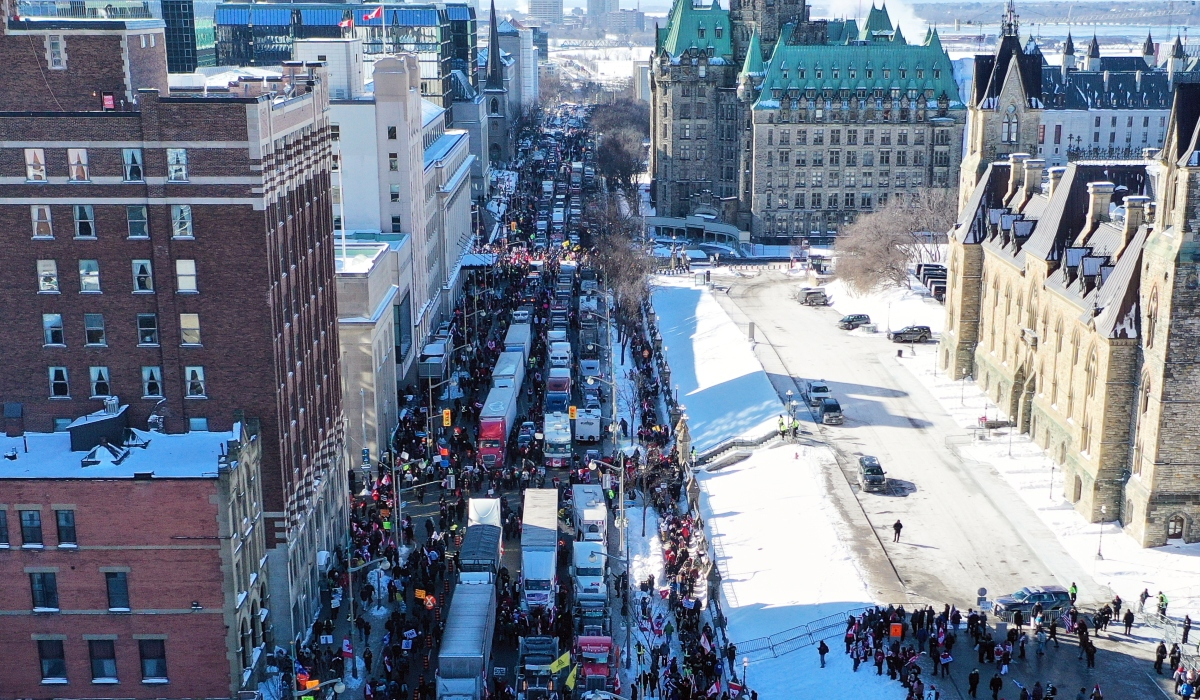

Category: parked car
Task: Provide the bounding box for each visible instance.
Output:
[513,306,535,324]
[838,314,871,330]
[993,586,1073,620]
[857,456,887,492]
[887,325,932,343]
[517,421,538,450]
[818,397,843,425]
[806,380,832,407]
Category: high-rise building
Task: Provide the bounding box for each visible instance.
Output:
[0,7,347,654]
[161,0,216,72]
[528,0,562,25]
[651,0,965,245]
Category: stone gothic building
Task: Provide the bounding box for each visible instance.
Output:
[959,3,1197,210]
[940,82,1200,547]
[650,0,965,245]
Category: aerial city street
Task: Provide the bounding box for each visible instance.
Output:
[2,0,1200,699]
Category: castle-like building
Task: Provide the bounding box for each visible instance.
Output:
[650,0,965,245]
[941,79,1200,547]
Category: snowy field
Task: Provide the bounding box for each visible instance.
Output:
[825,277,946,334]
[899,346,1200,618]
[698,443,903,698]
[651,275,781,452]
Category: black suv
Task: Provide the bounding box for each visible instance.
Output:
[857,456,887,492]
[838,314,871,330]
[887,325,932,343]
[993,586,1073,621]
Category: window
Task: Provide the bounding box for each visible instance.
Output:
[137,314,159,345]
[185,367,206,397]
[139,640,167,681]
[74,205,96,238]
[39,640,67,681]
[132,260,153,293]
[21,510,44,545]
[79,260,101,292]
[106,572,130,610]
[49,367,69,397]
[389,153,399,171]
[330,124,340,140]
[122,149,144,181]
[31,572,58,609]
[175,260,197,293]
[387,125,397,139]
[166,148,188,181]
[331,154,340,172]
[190,417,209,431]
[43,314,64,345]
[390,184,401,202]
[84,314,106,346]
[68,149,89,181]
[48,34,66,68]
[171,205,193,238]
[0,511,7,545]
[127,206,149,238]
[56,510,76,545]
[142,367,163,397]
[38,260,59,292]
[26,148,47,181]
[391,215,403,233]
[180,313,201,345]
[89,366,111,398]
[89,640,118,681]
[32,205,53,238]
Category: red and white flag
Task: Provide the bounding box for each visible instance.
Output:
[727,680,744,695]
[707,679,721,697]
[338,17,353,27]
[362,5,383,20]
[700,633,712,653]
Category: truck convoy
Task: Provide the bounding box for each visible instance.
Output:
[479,385,518,467]
[516,636,560,700]
[520,489,559,612]
[492,351,526,391]
[570,484,607,544]
[505,323,533,361]
[437,584,497,700]
[457,524,502,585]
[543,412,572,468]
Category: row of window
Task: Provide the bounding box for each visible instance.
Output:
[2,509,75,547]
[29,570,130,610]
[46,365,206,399]
[765,127,945,147]
[36,258,198,294]
[762,149,950,168]
[42,312,202,348]
[29,204,193,240]
[23,147,188,183]
[761,170,929,189]
[761,191,874,210]
[36,638,167,684]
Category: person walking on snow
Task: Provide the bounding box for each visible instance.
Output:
[893,520,903,542]
[818,640,829,668]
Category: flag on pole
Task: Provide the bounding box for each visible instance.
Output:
[362,5,383,20]
[565,664,578,690]
[549,651,571,674]
[700,633,712,653]
[707,679,721,697]
[338,17,353,27]
[728,680,744,695]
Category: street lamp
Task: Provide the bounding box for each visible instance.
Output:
[742,657,749,688]
[293,679,347,698]
[1097,505,1107,560]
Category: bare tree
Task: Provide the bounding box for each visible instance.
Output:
[834,188,958,292]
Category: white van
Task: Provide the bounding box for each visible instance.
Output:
[549,342,572,368]
[571,541,607,602]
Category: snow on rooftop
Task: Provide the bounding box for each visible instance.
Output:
[651,275,780,451]
[335,242,389,274]
[0,426,234,480]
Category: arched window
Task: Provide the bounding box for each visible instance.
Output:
[1168,515,1185,539]
[1071,330,1081,364]
[240,620,252,668]
[1146,287,1159,348]
[1073,475,1083,502]
[1085,347,1099,398]
[1141,378,1153,414]
[1005,282,1012,317]
[490,98,499,114]
[1054,317,1064,352]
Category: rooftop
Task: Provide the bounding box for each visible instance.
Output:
[335,241,391,274]
[0,407,236,480]
[424,129,469,168]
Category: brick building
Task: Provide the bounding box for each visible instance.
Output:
[0,3,346,656]
[940,82,1200,547]
[0,408,267,697]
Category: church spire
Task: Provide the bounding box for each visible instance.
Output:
[485,0,504,91]
[1001,0,1019,37]
[1063,31,1075,55]
[1143,30,1156,57]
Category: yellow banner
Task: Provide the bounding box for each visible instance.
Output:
[565,664,578,690]
[549,651,571,674]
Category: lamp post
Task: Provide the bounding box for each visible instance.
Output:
[1097,504,1107,560]
[294,679,347,698]
[743,657,749,689]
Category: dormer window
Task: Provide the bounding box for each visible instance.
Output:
[899,69,907,79]
[698,27,706,38]
[799,69,806,78]
[716,25,723,38]
[816,69,822,79]
[833,69,839,79]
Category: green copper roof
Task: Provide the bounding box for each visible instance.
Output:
[923,26,943,53]
[860,3,893,38]
[892,24,905,44]
[740,29,764,76]
[752,39,964,110]
[827,18,860,44]
[658,0,732,60]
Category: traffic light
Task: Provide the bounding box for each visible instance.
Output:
[442,409,452,427]
[569,405,577,420]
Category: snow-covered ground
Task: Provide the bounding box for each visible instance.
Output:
[825,277,946,334]
[650,275,781,452]
[899,346,1200,617]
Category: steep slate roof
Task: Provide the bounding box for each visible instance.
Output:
[484,0,504,90]
[859,3,893,40]
[1040,66,1175,110]
[657,0,732,60]
[739,29,764,77]
[1021,163,1149,263]
[972,33,1043,108]
[753,25,962,110]
[826,18,859,44]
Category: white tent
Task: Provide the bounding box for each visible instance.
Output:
[468,498,502,528]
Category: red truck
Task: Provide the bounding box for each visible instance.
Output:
[478,385,518,468]
[576,635,621,695]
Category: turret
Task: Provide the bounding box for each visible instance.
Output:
[1143,31,1156,67]
[737,29,764,100]
[1085,33,1101,72]
[1062,31,1076,75]
[1169,35,1185,85]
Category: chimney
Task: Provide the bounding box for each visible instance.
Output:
[1086,181,1116,228]
[1119,195,1152,253]
[1047,167,1067,198]
[1103,70,1110,92]
[1136,70,1143,92]
[1022,158,1046,200]
[1006,153,1031,202]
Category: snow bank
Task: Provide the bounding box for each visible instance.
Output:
[825,277,945,334]
[901,347,1200,616]
[698,444,902,698]
[651,276,781,451]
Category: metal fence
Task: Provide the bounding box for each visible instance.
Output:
[733,607,871,661]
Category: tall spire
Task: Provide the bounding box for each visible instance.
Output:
[1143,30,1156,57]
[1001,0,1019,37]
[485,0,504,91]
[1063,31,1075,55]
[1087,32,1100,58]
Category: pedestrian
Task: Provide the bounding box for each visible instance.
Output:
[1069,582,1078,604]
[1185,615,1193,645]
[1159,591,1170,616]
[893,520,903,542]
[990,672,1004,700]
[818,639,829,668]
[968,668,981,698]
[1156,641,1168,674]
[1123,609,1135,635]
[1139,588,1150,612]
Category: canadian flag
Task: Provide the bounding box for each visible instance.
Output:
[707,679,721,697]
[362,5,382,20]
[338,17,353,27]
[727,680,744,695]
